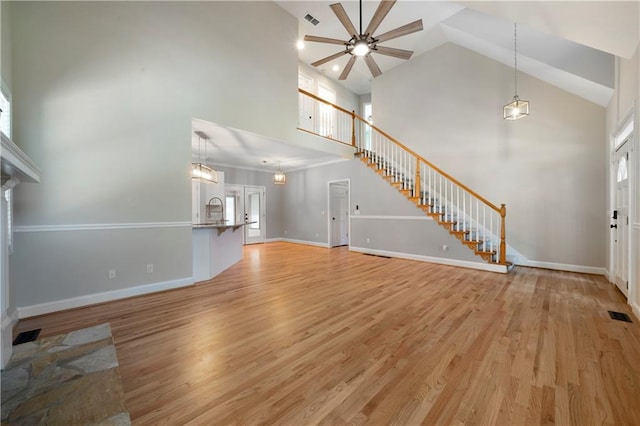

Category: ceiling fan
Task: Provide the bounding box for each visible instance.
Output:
[304,0,423,80]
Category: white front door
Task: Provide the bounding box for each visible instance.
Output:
[612,140,631,295]
[329,181,349,247]
[225,184,266,245]
[244,186,266,244]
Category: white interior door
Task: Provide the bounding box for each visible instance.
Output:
[329,181,349,248]
[612,140,630,296]
[298,73,314,132]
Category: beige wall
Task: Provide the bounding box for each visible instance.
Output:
[373,42,607,268]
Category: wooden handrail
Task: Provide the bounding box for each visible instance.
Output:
[351,112,502,213]
[298,88,501,213]
[298,87,508,264]
[298,89,354,116]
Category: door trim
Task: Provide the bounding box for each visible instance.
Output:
[609,107,635,302]
[327,179,350,248]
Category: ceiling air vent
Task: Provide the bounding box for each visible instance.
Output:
[304,13,319,26]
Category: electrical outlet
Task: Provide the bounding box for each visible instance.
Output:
[284,230,288,235]
[366,237,370,244]
[315,233,319,238]
[108,269,116,279]
[442,245,449,252]
[147,264,154,273]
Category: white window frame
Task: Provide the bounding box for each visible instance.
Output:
[0,79,11,140]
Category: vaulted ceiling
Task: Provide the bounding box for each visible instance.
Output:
[198,1,639,172]
[277,1,639,106]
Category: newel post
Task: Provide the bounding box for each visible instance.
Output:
[351,111,356,147]
[499,204,507,265]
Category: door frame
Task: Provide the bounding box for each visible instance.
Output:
[609,109,636,302]
[327,179,350,248]
[225,184,267,245]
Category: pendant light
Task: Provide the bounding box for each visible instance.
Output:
[191,131,218,183]
[503,23,529,120]
[273,163,286,185]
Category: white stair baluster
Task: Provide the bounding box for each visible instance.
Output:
[490,212,494,258]
[482,205,486,252]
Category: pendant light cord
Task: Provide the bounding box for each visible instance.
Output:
[197,134,201,164]
[359,0,363,36]
[514,23,518,98]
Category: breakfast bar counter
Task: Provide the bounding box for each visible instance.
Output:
[192,221,253,283]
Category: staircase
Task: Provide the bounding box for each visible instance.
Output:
[298,88,509,269]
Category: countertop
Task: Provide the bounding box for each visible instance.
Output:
[192,221,255,229]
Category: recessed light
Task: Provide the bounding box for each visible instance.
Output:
[296,40,304,50]
[332,64,339,72]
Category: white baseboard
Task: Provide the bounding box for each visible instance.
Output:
[349,246,508,273]
[278,238,330,248]
[17,277,194,319]
[515,259,607,276]
[1,308,18,331]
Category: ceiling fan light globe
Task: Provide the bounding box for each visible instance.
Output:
[353,40,370,57]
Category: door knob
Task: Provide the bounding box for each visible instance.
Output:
[611,224,617,229]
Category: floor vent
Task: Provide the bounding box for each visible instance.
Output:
[363,253,391,259]
[13,329,41,345]
[608,311,632,323]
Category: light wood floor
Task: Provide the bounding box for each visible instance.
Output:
[16,242,640,425]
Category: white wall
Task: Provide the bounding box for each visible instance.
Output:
[282,159,489,268]
[10,1,298,313]
[299,62,360,114]
[372,42,607,269]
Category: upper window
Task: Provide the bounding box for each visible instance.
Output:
[0,84,11,139]
[617,156,628,182]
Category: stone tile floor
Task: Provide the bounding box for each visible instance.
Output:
[1,323,131,425]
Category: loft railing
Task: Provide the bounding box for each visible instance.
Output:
[298,88,507,265]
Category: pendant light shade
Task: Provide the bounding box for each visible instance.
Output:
[192,131,218,183]
[273,164,286,185]
[192,163,217,183]
[504,23,529,120]
[504,96,529,120]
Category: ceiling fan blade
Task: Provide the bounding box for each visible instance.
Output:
[330,3,358,38]
[311,51,348,68]
[374,45,414,60]
[364,55,382,78]
[304,35,347,46]
[339,56,357,80]
[374,19,423,43]
[364,0,396,37]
